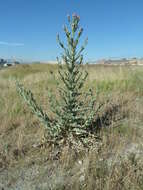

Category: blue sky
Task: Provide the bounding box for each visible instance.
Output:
[0,0,143,61]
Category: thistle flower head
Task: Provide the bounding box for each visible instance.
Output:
[71,13,80,33]
[72,13,80,20]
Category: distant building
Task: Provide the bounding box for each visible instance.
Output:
[3,63,12,67]
[96,58,143,65]
[0,58,20,67]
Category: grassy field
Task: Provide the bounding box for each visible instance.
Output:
[0,64,143,190]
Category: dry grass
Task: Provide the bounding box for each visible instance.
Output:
[0,64,143,190]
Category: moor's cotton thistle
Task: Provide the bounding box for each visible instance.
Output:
[16,14,102,145]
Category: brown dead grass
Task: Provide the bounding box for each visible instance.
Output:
[0,64,143,189]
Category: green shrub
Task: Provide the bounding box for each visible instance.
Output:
[16,14,102,145]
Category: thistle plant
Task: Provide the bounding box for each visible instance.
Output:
[16,14,101,144]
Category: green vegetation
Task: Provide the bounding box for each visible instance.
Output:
[16,15,102,145]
